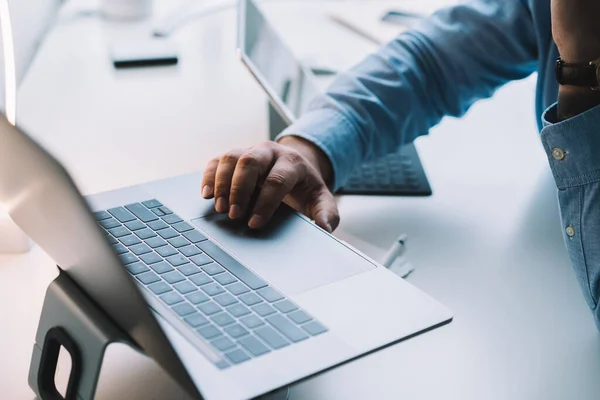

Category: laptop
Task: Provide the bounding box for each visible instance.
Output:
[0,17,451,400]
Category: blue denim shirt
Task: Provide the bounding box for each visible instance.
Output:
[278,0,600,328]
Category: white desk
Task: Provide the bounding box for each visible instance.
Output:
[2,1,599,399]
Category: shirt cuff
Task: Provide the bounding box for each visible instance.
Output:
[541,103,600,189]
[274,108,362,191]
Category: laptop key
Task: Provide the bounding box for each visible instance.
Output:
[198,324,222,340]
[240,315,264,329]
[120,235,141,247]
[173,281,197,294]
[238,335,270,357]
[172,302,196,317]
[125,220,146,231]
[148,281,171,295]
[168,236,190,248]
[129,243,151,256]
[146,237,168,249]
[288,310,312,325]
[189,273,212,286]
[156,245,177,257]
[179,245,201,257]
[107,235,118,245]
[198,301,222,316]
[136,271,160,285]
[226,282,250,296]
[162,214,183,224]
[140,252,162,265]
[183,230,208,243]
[160,292,183,305]
[108,226,130,238]
[148,220,169,231]
[196,241,267,290]
[224,324,248,339]
[186,291,210,305]
[202,283,225,297]
[135,228,156,240]
[163,270,186,284]
[178,264,201,277]
[273,300,298,314]
[266,315,309,342]
[119,253,138,265]
[125,203,158,223]
[214,273,237,286]
[257,287,284,303]
[108,207,136,223]
[202,263,225,276]
[302,321,327,336]
[252,303,276,317]
[224,349,251,364]
[227,304,251,317]
[166,254,189,267]
[93,211,111,221]
[211,337,236,352]
[99,218,120,229]
[239,293,263,306]
[149,261,173,274]
[211,312,235,327]
[125,262,149,275]
[184,313,209,328]
[214,293,237,307]
[255,326,289,349]
[112,243,128,255]
[142,199,162,209]
[190,254,213,267]
[172,221,194,233]
[158,228,179,239]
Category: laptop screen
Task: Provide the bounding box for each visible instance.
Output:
[240,0,320,122]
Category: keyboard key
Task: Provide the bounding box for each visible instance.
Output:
[160,292,183,305]
[226,282,250,296]
[255,326,289,350]
[166,254,189,267]
[168,236,190,248]
[142,199,162,209]
[211,337,236,352]
[107,235,118,245]
[156,245,177,257]
[198,301,222,316]
[120,235,141,247]
[202,263,225,276]
[302,321,327,336]
[179,245,201,257]
[172,221,194,233]
[108,207,136,223]
[190,253,213,266]
[239,293,263,306]
[146,237,168,249]
[252,303,276,317]
[140,252,162,265]
[184,313,209,328]
[162,214,183,224]
[148,281,171,295]
[112,243,128,255]
[266,314,309,342]
[224,324,249,338]
[214,273,237,286]
[178,264,201,276]
[125,203,158,222]
[99,218,120,229]
[173,303,196,317]
[93,211,111,221]
[198,324,222,340]
[136,271,160,285]
[273,300,298,314]
[227,304,251,317]
[158,228,179,239]
[212,312,235,327]
[119,253,138,265]
[190,273,212,286]
[202,283,225,297]
[257,287,284,303]
[125,220,146,231]
[224,349,250,364]
[148,220,169,231]
[135,228,157,240]
[149,261,173,274]
[108,226,130,238]
[186,291,210,305]
[288,310,312,325]
[214,293,238,307]
[183,230,208,243]
[238,335,270,357]
[173,281,197,294]
[129,243,152,256]
[162,270,185,284]
[240,315,264,329]
[125,262,149,275]
[196,241,267,290]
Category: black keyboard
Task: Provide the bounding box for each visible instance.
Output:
[338,143,432,196]
[94,200,327,369]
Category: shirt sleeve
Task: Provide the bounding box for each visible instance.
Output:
[277,0,538,190]
[542,104,600,329]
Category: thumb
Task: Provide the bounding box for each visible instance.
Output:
[308,188,340,233]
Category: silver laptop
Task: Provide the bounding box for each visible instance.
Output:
[0,7,451,400]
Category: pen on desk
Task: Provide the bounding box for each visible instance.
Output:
[382,234,408,268]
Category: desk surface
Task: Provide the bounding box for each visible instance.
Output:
[1,1,599,399]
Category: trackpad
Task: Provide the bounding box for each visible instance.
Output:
[191,207,375,295]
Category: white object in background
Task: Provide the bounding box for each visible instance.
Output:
[382,234,415,278]
[101,0,153,20]
[0,210,31,253]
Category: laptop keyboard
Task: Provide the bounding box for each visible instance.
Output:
[95,200,327,369]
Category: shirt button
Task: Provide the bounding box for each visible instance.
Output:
[566,225,575,238]
[552,148,566,160]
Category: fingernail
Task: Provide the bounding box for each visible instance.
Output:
[248,214,264,229]
[326,222,333,233]
[216,197,228,213]
[229,204,242,219]
[202,185,213,198]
